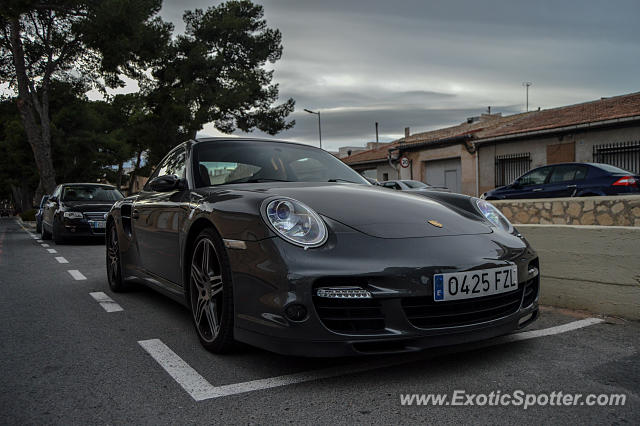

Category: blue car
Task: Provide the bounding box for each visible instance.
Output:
[483,163,640,199]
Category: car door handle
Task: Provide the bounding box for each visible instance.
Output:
[132,209,140,220]
[566,184,577,188]
[532,188,543,192]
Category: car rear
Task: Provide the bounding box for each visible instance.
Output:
[589,163,640,195]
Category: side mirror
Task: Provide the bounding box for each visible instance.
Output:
[49,196,58,203]
[149,175,186,192]
[511,180,521,189]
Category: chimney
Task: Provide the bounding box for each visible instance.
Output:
[404,127,410,138]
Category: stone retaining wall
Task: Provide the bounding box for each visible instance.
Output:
[490,195,640,226]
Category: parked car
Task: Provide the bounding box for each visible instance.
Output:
[41,183,124,243]
[35,195,50,233]
[483,163,640,200]
[106,138,539,357]
[381,179,450,192]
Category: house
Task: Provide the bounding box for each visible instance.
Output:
[343,91,640,195]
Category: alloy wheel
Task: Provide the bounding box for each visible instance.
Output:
[107,226,119,285]
[190,238,224,343]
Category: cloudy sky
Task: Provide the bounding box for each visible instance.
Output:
[159,0,640,150]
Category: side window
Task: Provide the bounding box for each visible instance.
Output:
[519,167,551,186]
[549,165,576,183]
[145,148,186,191]
[574,166,588,180]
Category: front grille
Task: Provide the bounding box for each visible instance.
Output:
[402,286,524,329]
[84,212,107,221]
[313,297,385,333]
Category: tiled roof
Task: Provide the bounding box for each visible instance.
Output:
[477,92,640,140]
[341,142,396,164]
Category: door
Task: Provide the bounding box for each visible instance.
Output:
[133,146,189,284]
[504,166,552,199]
[424,158,461,193]
[547,142,575,164]
[543,165,588,197]
[43,185,61,231]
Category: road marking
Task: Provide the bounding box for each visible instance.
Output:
[36,239,43,243]
[55,256,69,264]
[139,339,216,401]
[68,270,87,280]
[47,248,57,254]
[141,317,604,401]
[89,292,123,312]
[41,243,50,247]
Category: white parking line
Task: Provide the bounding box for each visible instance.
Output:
[41,243,50,248]
[140,317,604,402]
[89,292,123,312]
[36,239,43,243]
[47,248,57,254]
[55,256,69,264]
[68,270,87,280]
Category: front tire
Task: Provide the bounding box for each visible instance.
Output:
[189,228,235,353]
[106,223,128,292]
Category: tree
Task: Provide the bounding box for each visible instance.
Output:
[0,0,171,197]
[150,0,295,142]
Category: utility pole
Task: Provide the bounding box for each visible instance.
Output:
[304,109,322,149]
[375,122,379,143]
[522,82,532,112]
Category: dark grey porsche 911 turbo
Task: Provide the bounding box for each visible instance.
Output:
[106,138,539,357]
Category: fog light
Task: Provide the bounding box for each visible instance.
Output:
[518,313,533,326]
[316,287,372,299]
[284,304,308,322]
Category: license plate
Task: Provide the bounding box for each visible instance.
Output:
[434,264,518,302]
[90,220,106,229]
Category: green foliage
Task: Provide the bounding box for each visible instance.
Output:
[150,0,295,140]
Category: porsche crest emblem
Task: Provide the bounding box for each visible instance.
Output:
[428,219,443,228]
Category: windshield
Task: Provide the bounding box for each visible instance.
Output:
[194,140,370,187]
[403,180,429,189]
[62,185,124,202]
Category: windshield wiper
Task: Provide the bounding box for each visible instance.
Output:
[226,178,293,184]
[327,178,357,183]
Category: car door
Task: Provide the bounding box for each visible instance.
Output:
[132,146,190,285]
[43,186,61,231]
[504,166,552,199]
[543,165,588,197]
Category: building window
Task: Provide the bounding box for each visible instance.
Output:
[495,153,531,187]
[382,173,389,181]
[593,141,640,174]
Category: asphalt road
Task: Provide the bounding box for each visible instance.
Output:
[1,217,638,425]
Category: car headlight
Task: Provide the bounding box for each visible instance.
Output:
[63,211,84,219]
[474,199,513,233]
[265,198,327,248]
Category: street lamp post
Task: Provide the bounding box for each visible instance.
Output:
[304,109,322,149]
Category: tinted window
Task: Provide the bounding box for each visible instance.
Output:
[62,186,123,202]
[383,182,401,190]
[593,163,631,174]
[548,165,586,183]
[145,148,187,190]
[519,167,551,186]
[403,180,429,189]
[194,141,369,187]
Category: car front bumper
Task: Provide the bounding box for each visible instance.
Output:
[227,224,540,357]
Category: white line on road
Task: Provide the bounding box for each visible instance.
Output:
[139,339,216,401]
[41,243,50,248]
[89,292,123,312]
[36,239,43,243]
[68,270,86,280]
[47,248,57,254]
[140,317,604,401]
[55,256,69,264]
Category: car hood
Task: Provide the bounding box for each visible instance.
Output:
[62,201,115,212]
[227,183,492,239]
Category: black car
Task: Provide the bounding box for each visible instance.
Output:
[41,183,124,243]
[381,179,450,192]
[35,195,50,233]
[106,138,539,357]
[483,162,640,199]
